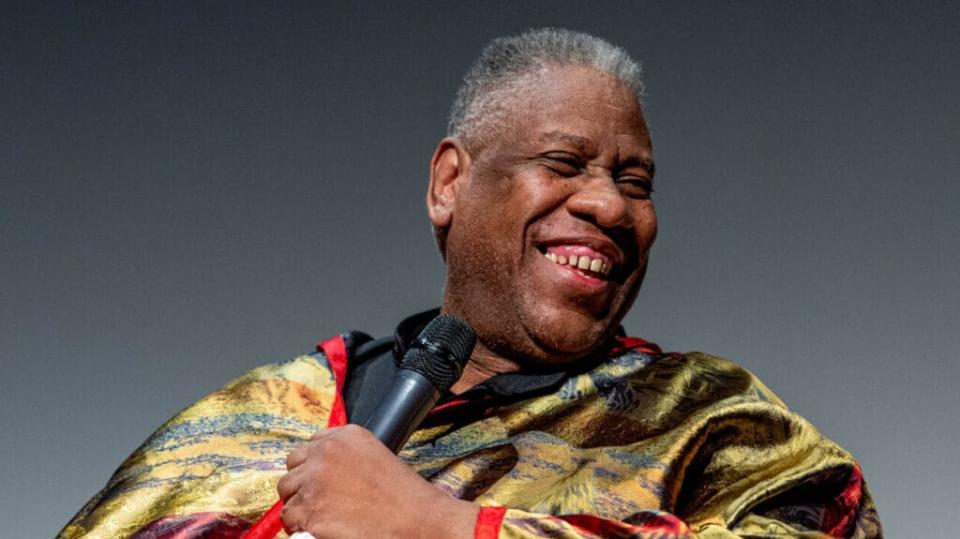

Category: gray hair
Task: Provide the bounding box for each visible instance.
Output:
[447,28,645,150]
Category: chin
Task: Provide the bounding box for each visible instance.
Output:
[521,307,614,363]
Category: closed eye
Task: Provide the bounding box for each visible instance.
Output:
[616,177,654,199]
[540,153,584,177]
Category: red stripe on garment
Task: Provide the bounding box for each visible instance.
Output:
[612,336,663,356]
[822,463,865,537]
[560,514,637,537]
[131,512,249,538]
[429,398,471,415]
[630,513,692,536]
[240,502,284,539]
[559,513,691,538]
[241,335,352,539]
[474,506,508,539]
[318,334,349,428]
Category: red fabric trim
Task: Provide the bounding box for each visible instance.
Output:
[474,506,508,539]
[242,335,351,539]
[822,463,865,537]
[560,512,690,537]
[132,512,249,538]
[559,514,630,536]
[240,501,284,539]
[611,336,663,356]
[318,335,349,428]
[429,398,471,415]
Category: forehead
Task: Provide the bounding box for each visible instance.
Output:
[510,64,652,155]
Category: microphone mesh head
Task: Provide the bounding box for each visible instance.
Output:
[401,314,476,391]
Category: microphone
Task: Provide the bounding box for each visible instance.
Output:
[243,314,476,539]
[363,313,476,451]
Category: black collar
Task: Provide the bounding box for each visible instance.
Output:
[392,308,621,401]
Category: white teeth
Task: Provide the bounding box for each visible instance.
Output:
[542,250,611,276]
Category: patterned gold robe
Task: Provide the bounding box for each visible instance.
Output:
[59,333,881,538]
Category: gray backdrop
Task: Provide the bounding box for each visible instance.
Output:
[2,2,957,537]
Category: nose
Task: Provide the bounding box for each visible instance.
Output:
[565,174,633,229]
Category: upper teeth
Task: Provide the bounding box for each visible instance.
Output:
[543,251,611,276]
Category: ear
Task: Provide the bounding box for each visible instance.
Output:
[427,137,471,229]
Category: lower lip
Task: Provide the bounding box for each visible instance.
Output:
[544,257,610,291]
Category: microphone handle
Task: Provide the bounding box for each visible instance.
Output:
[363,369,441,453]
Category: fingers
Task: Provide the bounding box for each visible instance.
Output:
[280,491,305,534]
[277,467,304,501]
[289,426,375,471]
[276,424,446,538]
[280,486,328,536]
[280,428,345,500]
[287,429,335,470]
[286,445,308,471]
[279,425,389,535]
[310,429,337,441]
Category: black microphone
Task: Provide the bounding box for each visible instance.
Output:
[362,314,476,452]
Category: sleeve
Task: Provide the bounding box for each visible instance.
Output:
[474,460,881,538]
[470,354,882,539]
[56,354,339,539]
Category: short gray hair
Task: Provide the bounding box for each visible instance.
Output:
[448,28,645,150]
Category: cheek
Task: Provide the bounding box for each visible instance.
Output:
[633,204,658,248]
[445,200,518,303]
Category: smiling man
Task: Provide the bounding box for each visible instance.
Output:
[60,29,881,539]
[432,60,657,381]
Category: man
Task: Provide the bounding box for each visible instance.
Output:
[60,29,882,538]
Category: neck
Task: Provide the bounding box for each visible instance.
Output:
[450,340,522,394]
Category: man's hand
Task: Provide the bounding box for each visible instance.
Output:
[277,424,479,539]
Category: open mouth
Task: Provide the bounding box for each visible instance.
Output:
[537,244,612,279]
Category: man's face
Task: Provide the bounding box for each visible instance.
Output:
[440,64,657,365]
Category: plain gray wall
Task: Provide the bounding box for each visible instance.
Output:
[2,2,957,537]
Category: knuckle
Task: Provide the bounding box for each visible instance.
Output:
[277,475,295,499]
[341,423,364,436]
[280,504,299,529]
[348,424,377,443]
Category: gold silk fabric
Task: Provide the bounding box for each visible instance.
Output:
[59,338,881,538]
[58,356,337,539]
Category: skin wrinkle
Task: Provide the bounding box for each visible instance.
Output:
[428,64,657,393]
[436,69,653,255]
